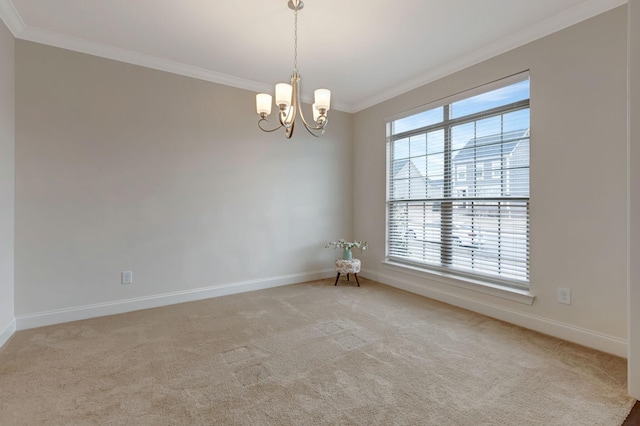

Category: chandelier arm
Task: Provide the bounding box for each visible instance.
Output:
[258,118,284,133]
[294,80,328,133]
[278,105,296,130]
[302,123,326,137]
[291,72,327,136]
[298,108,328,131]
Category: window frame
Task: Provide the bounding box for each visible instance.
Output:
[385,72,530,291]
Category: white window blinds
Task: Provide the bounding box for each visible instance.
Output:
[386,73,530,288]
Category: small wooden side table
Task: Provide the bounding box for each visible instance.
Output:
[334,259,361,287]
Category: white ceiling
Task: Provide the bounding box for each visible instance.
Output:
[0,0,626,112]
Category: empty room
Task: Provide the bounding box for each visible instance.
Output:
[1,0,639,424]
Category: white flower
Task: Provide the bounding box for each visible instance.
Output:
[325,239,369,251]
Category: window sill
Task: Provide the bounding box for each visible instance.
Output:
[381,260,535,305]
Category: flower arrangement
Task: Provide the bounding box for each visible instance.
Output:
[326,239,368,260]
[325,239,369,251]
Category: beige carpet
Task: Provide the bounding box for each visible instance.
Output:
[0,278,635,425]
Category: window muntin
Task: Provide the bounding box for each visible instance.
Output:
[387,74,530,288]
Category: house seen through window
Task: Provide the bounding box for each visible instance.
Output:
[386,73,530,289]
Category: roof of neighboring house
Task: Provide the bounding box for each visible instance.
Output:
[393,159,444,188]
[393,159,422,178]
[453,129,529,163]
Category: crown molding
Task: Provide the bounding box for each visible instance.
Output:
[350,0,628,112]
[15,24,352,112]
[2,0,627,114]
[18,25,275,91]
[0,0,24,36]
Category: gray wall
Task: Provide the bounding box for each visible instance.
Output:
[353,7,628,356]
[14,41,352,318]
[629,0,640,399]
[0,19,15,345]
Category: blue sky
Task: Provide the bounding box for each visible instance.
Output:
[392,79,530,177]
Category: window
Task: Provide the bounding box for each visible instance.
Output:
[386,73,530,289]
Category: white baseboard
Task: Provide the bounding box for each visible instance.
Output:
[361,269,628,358]
[0,318,16,348]
[16,269,335,331]
[13,267,626,358]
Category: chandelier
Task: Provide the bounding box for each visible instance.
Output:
[255,0,331,138]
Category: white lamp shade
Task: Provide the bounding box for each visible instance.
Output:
[312,103,320,122]
[314,89,331,111]
[256,93,272,116]
[275,83,293,108]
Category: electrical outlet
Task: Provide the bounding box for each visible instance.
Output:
[558,287,571,305]
[121,271,133,285]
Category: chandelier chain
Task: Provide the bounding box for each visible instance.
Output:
[293,6,298,74]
